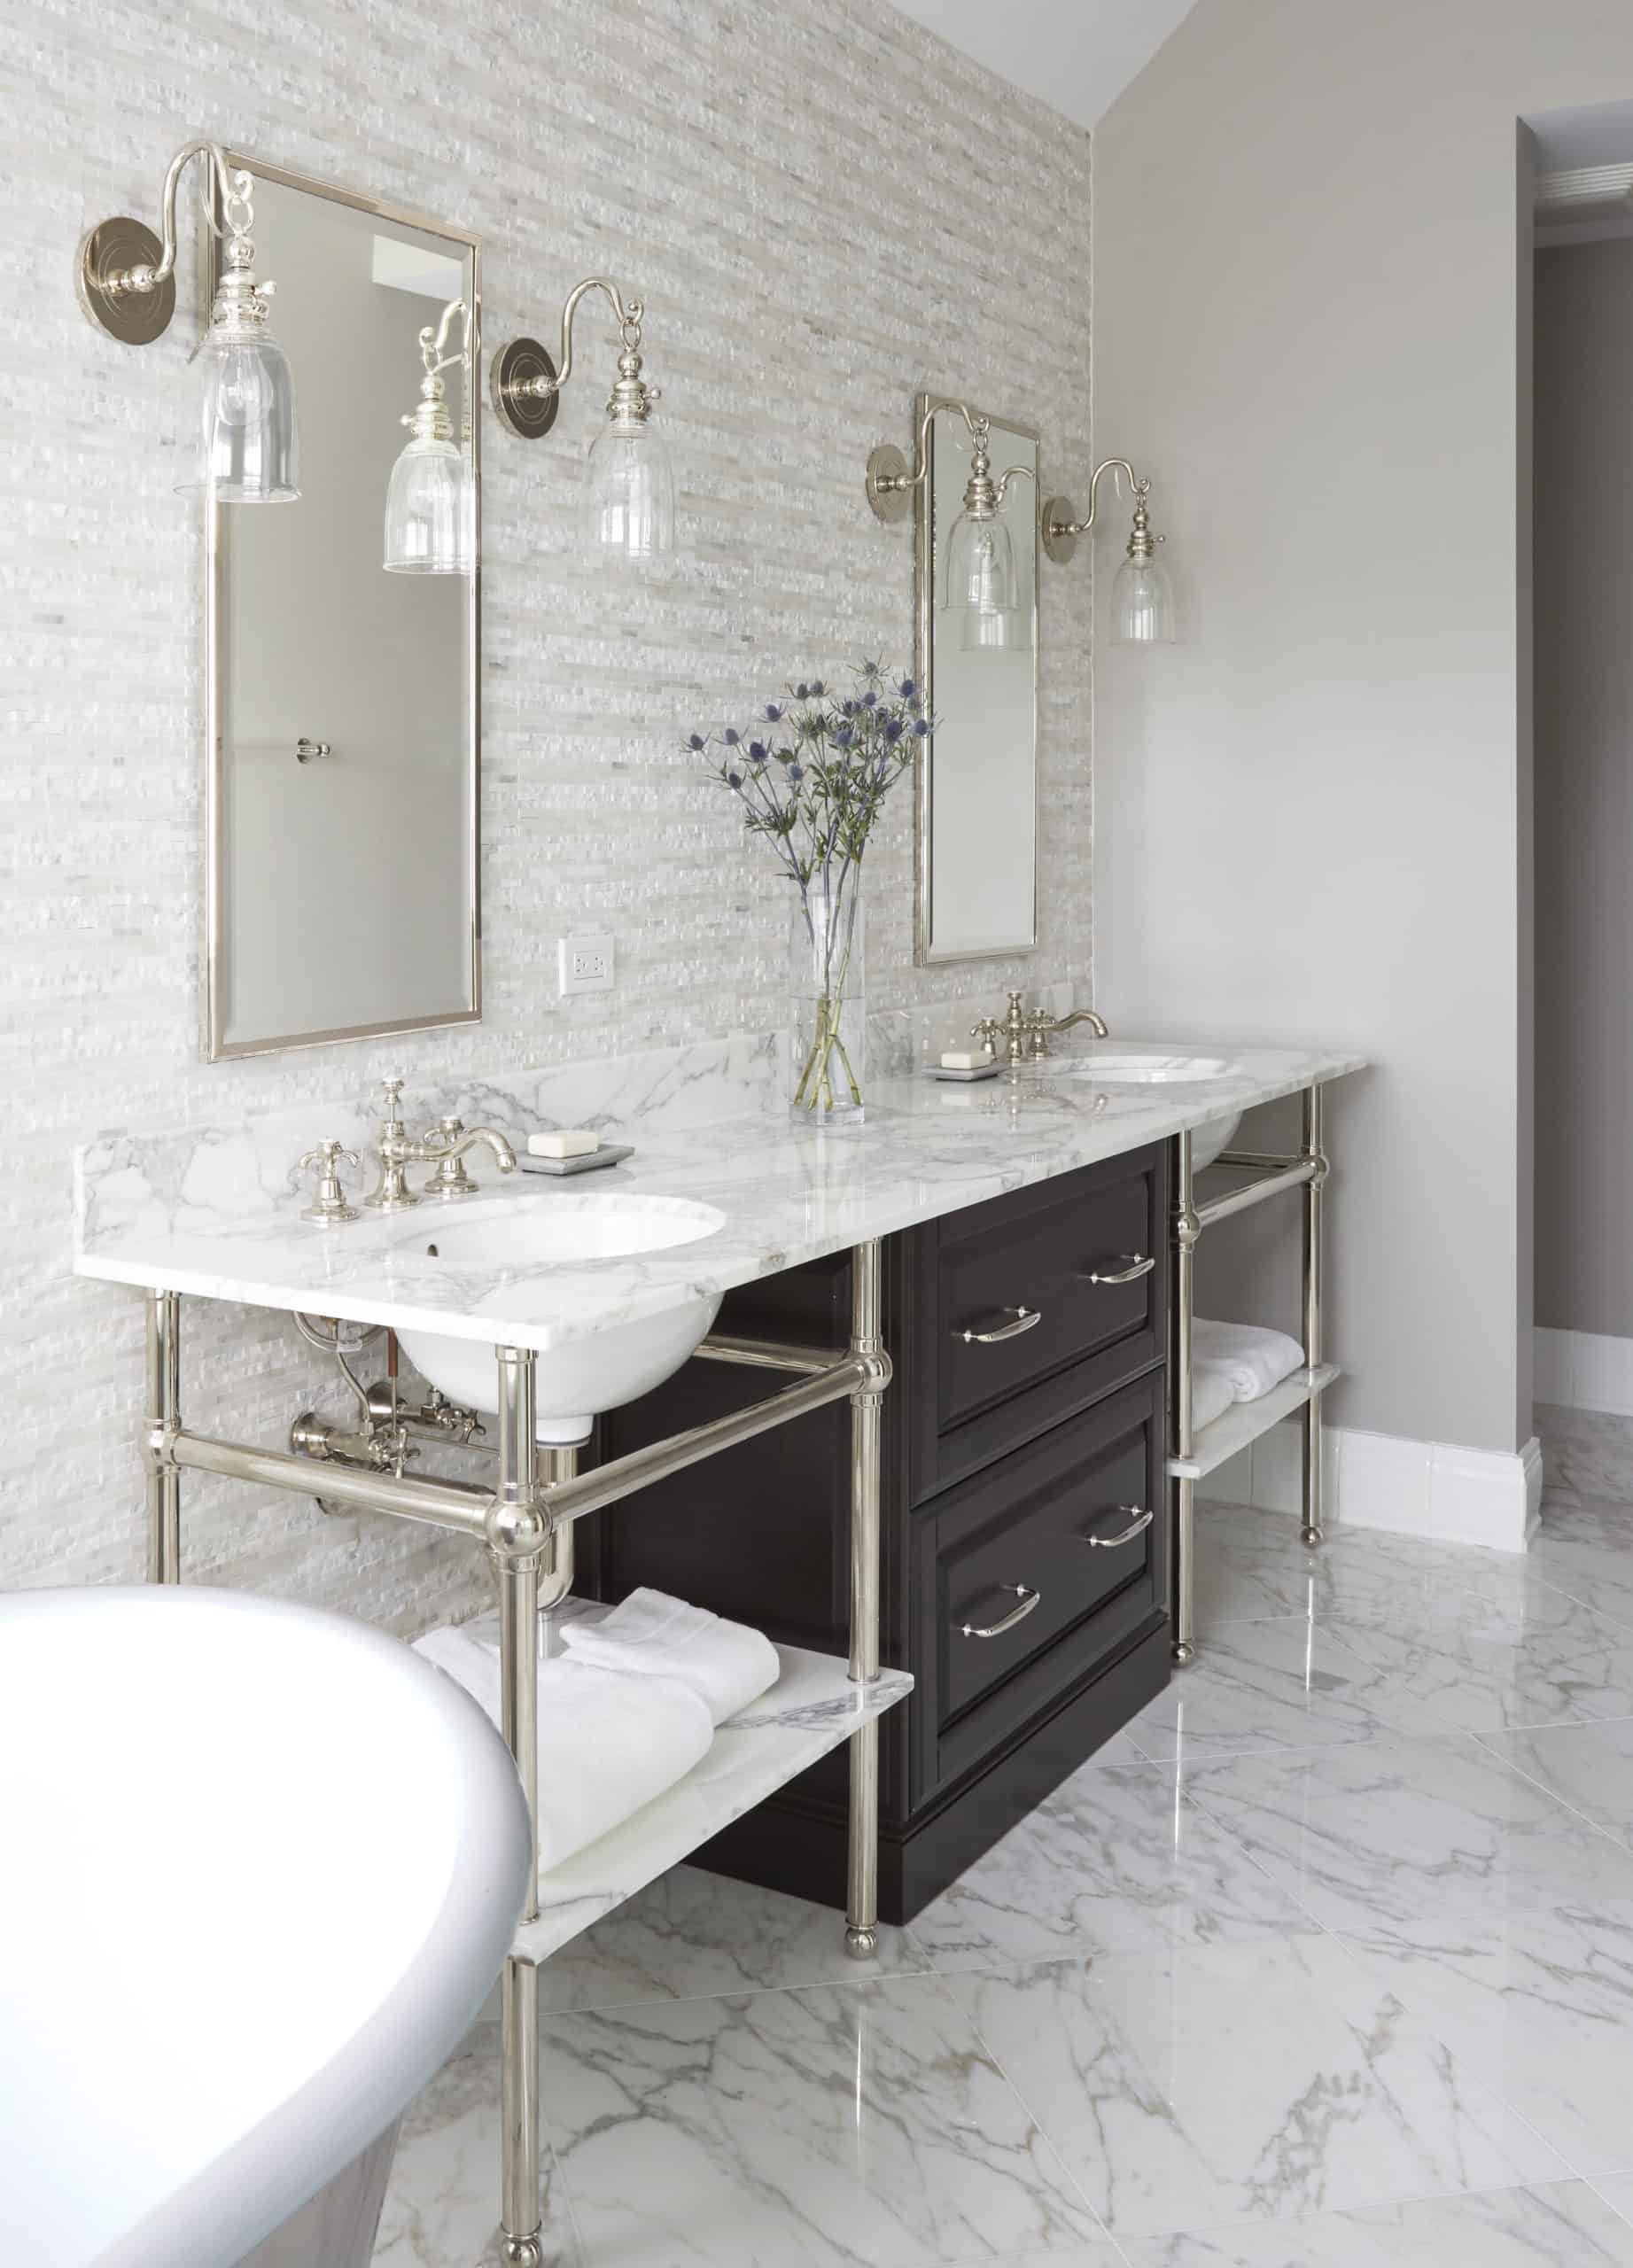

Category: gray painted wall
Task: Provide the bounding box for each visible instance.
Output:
[1093,0,1633,1471]
[1535,237,1633,1339]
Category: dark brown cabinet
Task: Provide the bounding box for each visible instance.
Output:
[578,1141,1171,1923]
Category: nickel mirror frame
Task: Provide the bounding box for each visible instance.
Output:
[913,392,1040,967]
[202,151,483,1061]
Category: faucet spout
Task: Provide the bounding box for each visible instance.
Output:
[1048,1008,1109,1042]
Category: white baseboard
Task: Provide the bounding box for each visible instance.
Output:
[1211,1421,1542,1554]
[1536,1326,1633,1414]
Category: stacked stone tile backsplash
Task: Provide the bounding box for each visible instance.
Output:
[5,0,1093,1619]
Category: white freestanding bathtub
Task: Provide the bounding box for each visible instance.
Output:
[0,1586,532,2267]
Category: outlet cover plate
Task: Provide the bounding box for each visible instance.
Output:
[559,935,615,995]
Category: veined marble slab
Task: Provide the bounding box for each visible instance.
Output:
[73,1038,1365,1355]
[506,1640,914,1967]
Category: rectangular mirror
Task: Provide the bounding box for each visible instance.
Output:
[205,157,480,1059]
[914,395,1038,963]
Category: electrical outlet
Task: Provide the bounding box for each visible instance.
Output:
[559,935,615,995]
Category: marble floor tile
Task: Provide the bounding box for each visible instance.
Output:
[1485,1719,1633,1847]
[536,1862,928,2014]
[373,2020,581,2268]
[1116,2180,1633,2264]
[1317,1584,1633,1733]
[1595,2174,1633,2228]
[1126,1615,1421,1762]
[1537,1406,1633,1506]
[947,1934,1564,2241]
[536,1972,1107,2267]
[1180,1734,1633,1932]
[1330,1899,1633,2172]
[906,1759,1303,1971]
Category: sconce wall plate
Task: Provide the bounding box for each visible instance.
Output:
[491,335,561,438]
[77,217,175,344]
[1040,498,1077,566]
[866,444,912,523]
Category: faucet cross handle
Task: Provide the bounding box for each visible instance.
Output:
[298,1138,362,1226]
[423,1115,478,1200]
[970,1016,1002,1060]
[377,1076,408,1130]
[364,1076,423,1213]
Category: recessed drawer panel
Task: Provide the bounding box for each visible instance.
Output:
[921,1144,1166,1494]
[914,1371,1166,1796]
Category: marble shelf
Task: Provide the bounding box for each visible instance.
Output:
[1168,1362,1342,1481]
[500,1641,914,1967]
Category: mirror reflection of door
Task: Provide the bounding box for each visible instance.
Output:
[917,399,1038,963]
[211,166,479,1057]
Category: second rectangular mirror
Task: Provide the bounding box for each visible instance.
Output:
[205,158,480,1059]
[914,395,1038,963]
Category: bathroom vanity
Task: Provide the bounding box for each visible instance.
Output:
[74,1032,1363,2260]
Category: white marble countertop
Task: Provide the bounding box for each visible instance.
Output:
[74,1041,1365,1355]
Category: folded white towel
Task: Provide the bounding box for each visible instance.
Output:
[560,1587,780,1728]
[411,1624,714,1872]
[1190,1361,1238,1435]
[1193,1318,1306,1403]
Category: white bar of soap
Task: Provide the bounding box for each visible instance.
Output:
[527,1129,599,1160]
[940,1050,989,1071]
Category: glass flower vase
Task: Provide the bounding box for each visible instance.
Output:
[789,871,866,1122]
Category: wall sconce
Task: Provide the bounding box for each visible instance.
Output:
[867,399,1035,649]
[490,277,674,559]
[1042,460,1175,645]
[384,298,474,574]
[77,140,299,502]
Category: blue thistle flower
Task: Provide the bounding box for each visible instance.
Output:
[810,679,825,695]
[898,678,915,698]
[795,681,809,700]
[688,734,706,751]
[861,690,877,709]
[727,770,743,789]
[723,727,740,746]
[765,703,784,722]
[749,740,767,762]
[833,726,854,750]
[788,762,805,782]
[914,718,930,736]
[883,717,903,742]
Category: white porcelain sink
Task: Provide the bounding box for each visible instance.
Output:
[1050,1052,1233,1084]
[1029,1052,1241,1169]
[395,1193,727,1447]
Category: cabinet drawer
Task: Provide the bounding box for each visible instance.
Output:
[914,1370,1166,1795]
[921,1145,1166,1493]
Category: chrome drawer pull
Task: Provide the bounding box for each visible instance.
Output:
[1085,1253,1155,1285]
[1082,1506,1155,1549]
[956,1306,1041,1346]
[958,1584,1040,1639]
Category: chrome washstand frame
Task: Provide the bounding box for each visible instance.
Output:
[140,1240,891,2266]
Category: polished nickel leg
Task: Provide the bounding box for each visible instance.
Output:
[1301,1084,1329,1549]
[491,1348,548,2268]
[144,1289,181,1583]
[1170,1132,1199,1666]
[537,1445,578,1656]
[845,1238,888,1959]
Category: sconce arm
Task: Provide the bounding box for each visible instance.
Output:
[136,140,244,292]
[1046,457,1141,543]
[419,296,473,379]
[866,396,990,522]
[552,275,642,397]
[994,462,1037,508]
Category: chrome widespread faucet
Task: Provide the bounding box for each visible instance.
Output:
[362,1080,518,1213]
[972,990,1111,1068]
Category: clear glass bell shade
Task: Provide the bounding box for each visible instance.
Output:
[960,602,1034,656]
[1112,553,1177,645]
[383,436,474,574]
[181,323,299,502]
[583,419,676,559]
[943,509,1017,617]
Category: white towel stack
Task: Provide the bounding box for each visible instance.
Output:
[1193,1319,1306,1403]
[411,1587,778,1873]
[559,1587,779,1727]
[1189,1363,1238,1434]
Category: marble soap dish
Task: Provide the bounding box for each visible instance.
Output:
[929,1061,1004,1084]
[517,1145,634,1177]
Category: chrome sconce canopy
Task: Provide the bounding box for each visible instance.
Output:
[384,296,475,574]
[867,398,1035,646]
[1042,459,1175,645]
[77,141,299,503]
[490,276,675,560]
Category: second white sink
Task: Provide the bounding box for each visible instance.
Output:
[395,1192,727,1447]
[1053,1052,1233,1084]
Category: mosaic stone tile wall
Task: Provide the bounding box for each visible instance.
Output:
[4,0,1093,1616]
